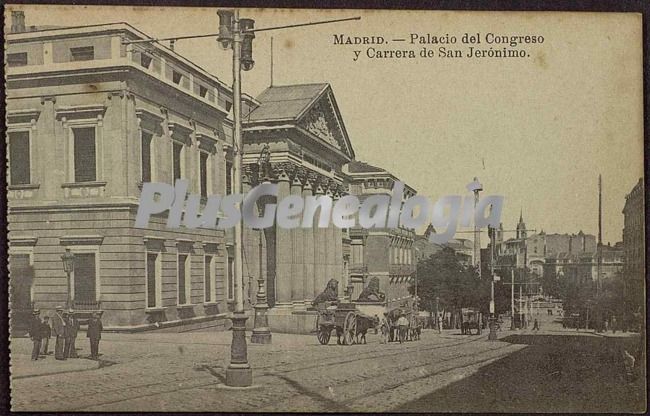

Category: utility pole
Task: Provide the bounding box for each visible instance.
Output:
[510,268,515,329]
[472,177,483,276]
[597,174,602,296]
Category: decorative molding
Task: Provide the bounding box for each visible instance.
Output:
[10,236,38,247]
[143,235,166,244]
[202,242,219,252]
[7,108,40,126]
[136,107,165,124]
[59,235,104,246]
[40,96,56,105]
[55,104,106,122]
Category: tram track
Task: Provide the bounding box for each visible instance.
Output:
[258,332,489,374]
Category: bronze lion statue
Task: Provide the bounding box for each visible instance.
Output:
[356,277,386,302]
[311,279,339,307]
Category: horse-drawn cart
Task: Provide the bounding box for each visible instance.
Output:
[461,307,482,335]
[315,302,378,345]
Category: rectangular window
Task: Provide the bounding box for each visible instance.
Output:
[227,255,234,300]
[172,142,183,181]
[7,52,28,67]
[146,252,159,308]
[140,53,152,69]
[8,131,30,185]
[172,70,183,85]
[73,253,96,303]
[199,85,208,98]
[225,161,233,194]
[200,151,209,198]
[70,46,94,61]
[178,254,188,304]
[141,131,153,183]
[204,255,213,302]
[73,127,96,182]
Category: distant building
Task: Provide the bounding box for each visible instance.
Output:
[622,178,644,283]
[413,225,442,263]
[444,238,473,266]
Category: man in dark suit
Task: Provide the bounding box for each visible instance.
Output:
[68,310,79,358]
[87,312,103,360]
[40,316,51,356]
[63,311,72,359]
[28,310,42,361]
[51,306,66,360]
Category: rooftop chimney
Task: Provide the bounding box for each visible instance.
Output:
[11,11,26,33]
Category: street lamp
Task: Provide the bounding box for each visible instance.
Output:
[61,248,74,309]
[251,227,271,344]
[218,8,255,388]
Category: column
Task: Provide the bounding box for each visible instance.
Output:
[334,191,344,289]
[275,170,292,306]
[302,181,315,305]
[290,176,304,308]
[313,184,326,297]
[325,188,336,291]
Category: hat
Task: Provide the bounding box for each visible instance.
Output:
[56,306,64,311]
[32,309,40,315]
[68,309,74,314]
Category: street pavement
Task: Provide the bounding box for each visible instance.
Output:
[10,321,646,412]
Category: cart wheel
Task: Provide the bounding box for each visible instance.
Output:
[343,312,357,345]
[317,326,331,345]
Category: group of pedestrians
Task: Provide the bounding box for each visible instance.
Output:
[28,306,103,361]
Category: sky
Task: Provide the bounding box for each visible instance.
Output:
[7,5,644,245]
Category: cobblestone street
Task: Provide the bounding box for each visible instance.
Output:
[11,327,529,412]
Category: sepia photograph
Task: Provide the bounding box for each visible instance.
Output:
[3,3,647,413]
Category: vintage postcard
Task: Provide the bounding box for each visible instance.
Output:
[4,4,646,413]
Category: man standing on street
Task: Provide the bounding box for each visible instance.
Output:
[87,312,103,360]
[51,306,66,360]
[41,316,51,356]
[67,310,80,358]
[63,311,72,359]
[28,309,42,361]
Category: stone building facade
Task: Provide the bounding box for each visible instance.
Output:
[241,83,354,333]
[6,20,257,330]
[344,161,417,310]
[622,178,644,283]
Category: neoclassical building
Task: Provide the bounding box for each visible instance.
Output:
[6,17,257,330]
[241,83,355,332]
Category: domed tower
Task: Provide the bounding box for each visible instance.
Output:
[516,209,527,239]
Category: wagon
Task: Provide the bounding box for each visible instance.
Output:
[460,307,482,335]
[315,302,378,345]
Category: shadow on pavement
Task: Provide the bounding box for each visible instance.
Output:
[399,333,646,413]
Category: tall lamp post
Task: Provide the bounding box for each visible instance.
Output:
[61,249,74,310]
[215,9,360,387]
[217,9,255,387]
[251,226,271,344]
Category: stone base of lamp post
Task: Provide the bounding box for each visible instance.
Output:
[251,302,272,344]
[488,317,498,340]
[225,312,253,387]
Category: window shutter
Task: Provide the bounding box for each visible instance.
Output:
[9,131,30,185]
[73,127,96,182]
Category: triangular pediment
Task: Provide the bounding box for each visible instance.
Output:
[296,87,354,160]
